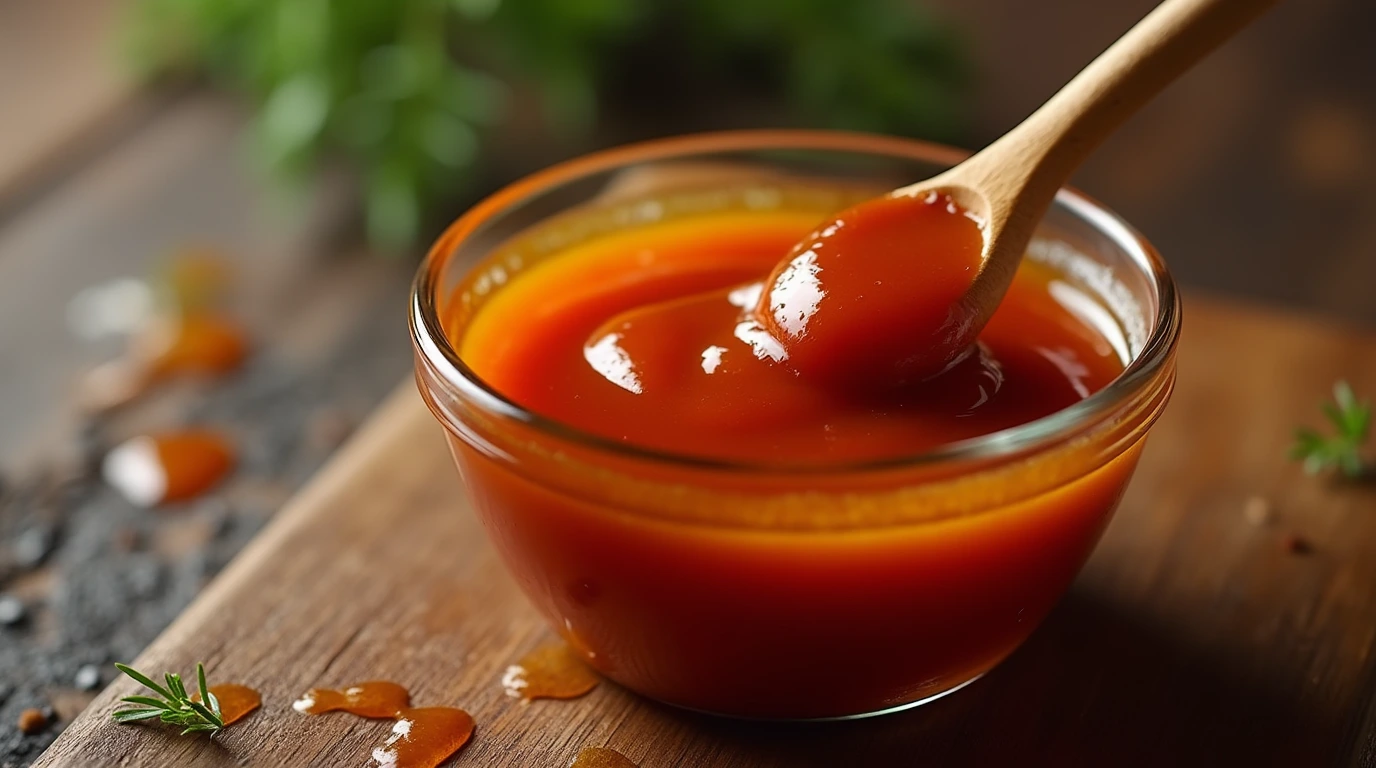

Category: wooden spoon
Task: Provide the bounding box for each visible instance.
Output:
[753,0,1278,384]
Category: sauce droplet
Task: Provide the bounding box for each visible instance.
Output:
[502,644,600,701]
[193,683,260,726]
[144,314,249,378]
[370,707,474,768]
[570,747,638,767]
[293,681,411,718]
[102,430,235,507]
[76,315,250,414]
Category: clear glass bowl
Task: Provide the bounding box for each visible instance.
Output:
[411,131,1179,720]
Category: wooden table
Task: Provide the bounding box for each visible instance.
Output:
[33,297,1376,767]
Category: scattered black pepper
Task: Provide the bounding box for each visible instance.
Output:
[0,286,411,767]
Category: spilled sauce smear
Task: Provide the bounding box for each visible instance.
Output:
[294,682,473,768]
[373,707,475,768]
[502,644,600,701]
[571,746,638,767]
[293,681,411,718]
[102,429,235,507]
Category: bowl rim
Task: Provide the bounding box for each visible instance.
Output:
[410,129,1181,476]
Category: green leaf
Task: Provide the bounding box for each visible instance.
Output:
[123,0,969,247]
[452,0,501,21]
[120,695,174,711]
[113,709,165,723]
[196,663,212,712]
[1335,380,1356,412]
[115,663,174,700]
[1292,381,1371,477]
[165,673,187,702]
[186,699,224,728]
[421,112,477,168]
[113,661,226,735]
[365,164,420,250]
[260,72,330,162]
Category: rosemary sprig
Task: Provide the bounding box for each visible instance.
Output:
[1291,380,1371,478]
[111,662,224,736]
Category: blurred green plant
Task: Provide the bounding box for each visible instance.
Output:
[126,0,966,249]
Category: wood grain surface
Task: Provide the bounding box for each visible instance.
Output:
[32,297,1376,767]
[0,0,136,208]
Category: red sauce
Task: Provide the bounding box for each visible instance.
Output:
[501,644,600,701]
[756,191,985,386]
[294,682,473,768]
[571,747,638,767]
[464,206,1120,465]
[442,188,1141,718]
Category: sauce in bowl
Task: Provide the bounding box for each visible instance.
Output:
[413,134,1177,720]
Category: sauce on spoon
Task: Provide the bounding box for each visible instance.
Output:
[753,191,985,387]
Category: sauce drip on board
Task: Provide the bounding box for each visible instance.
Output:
[502,644,600,701]
[101,430,236,507]
[570,746,638,767]
[461,195,1124,464]
[293,681,411,718]
[371,707,475,768]
[145,314,250,378]
[294,681,473,768]
[201,683,260,726]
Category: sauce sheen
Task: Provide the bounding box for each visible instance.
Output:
[460,199,1123,464]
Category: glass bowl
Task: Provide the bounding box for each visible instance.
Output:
[411,131,1179,720]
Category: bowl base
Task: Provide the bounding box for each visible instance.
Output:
[660,672,984,723]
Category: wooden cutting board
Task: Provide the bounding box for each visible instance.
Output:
[34,297,1376,767]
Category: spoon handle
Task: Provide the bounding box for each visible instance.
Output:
[943,0,1277,207]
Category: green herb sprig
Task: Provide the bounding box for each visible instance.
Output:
[111,663,224,736]
[1291,381,1371,478]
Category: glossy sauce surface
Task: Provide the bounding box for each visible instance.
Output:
[205,683,260,726]
[102,430,236,507]
[371,707,475,768]
[293,681,411,718]
[571,747,638,767]
[294,681,473,768]
[502,644,600,701]
[443,188,1146,717]
[755,191,986,385]
[461,200,1123,464]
